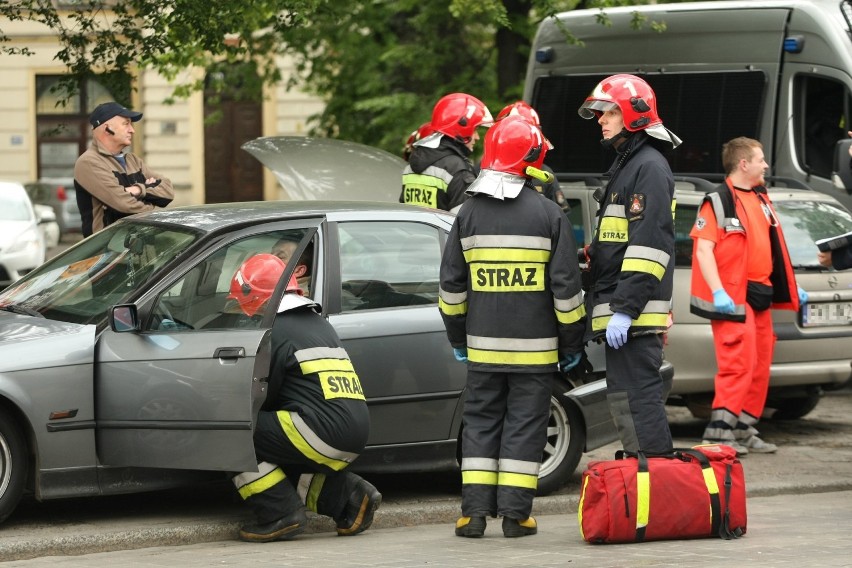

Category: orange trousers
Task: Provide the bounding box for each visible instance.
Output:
[710,305,776,419]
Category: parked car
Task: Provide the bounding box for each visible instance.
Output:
[33,204,60,250]
[24,177,81,237]
[0,180,46,288]
[0,139,629,525]
[561,176,852,419]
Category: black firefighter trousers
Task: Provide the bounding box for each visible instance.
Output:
[460,370,551,520]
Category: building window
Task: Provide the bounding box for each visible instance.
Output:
[34,75,124,179]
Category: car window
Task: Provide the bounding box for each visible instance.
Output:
[149,229,315,331]
[0,222,198,325]
[674,203,698,267]
[338,221,441,312]
[773,199,852,267]
[0,191,33,221]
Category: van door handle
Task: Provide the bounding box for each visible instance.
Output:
[214,347,245,359]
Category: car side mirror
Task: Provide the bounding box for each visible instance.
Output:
[111,304,139,332]
[833,138,852,194]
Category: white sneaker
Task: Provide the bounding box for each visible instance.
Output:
[740,435,778,454]
[702,439,749,456]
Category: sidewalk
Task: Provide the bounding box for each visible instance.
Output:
[4,491,852,567]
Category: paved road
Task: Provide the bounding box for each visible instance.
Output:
[1,387,850,563]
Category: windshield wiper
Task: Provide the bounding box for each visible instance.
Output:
[0,303,45,318]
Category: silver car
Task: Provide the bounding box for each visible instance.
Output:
[0,140,623,525]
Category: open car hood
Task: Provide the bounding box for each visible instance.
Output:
[241,136,404,202]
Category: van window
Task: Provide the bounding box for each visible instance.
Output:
[793,75,852,179]
[533,71,765,177]
[674,203,699,267]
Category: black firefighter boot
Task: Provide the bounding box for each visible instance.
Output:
[239,506,308,543]
[335,475,382,536]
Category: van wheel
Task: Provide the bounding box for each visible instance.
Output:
[537,377,585,496]
[0,412,27,524]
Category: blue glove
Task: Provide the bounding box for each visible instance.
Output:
[605,312,632,349]
[453,347,468,363]
[712,288,736,314]
[559,352,582,372]
[798,286,808,306]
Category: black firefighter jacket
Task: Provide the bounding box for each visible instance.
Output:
[401,136,478,211]
[439,185,587,373]
[586,132,675,341]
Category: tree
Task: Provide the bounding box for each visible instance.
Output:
[1,0,672,154]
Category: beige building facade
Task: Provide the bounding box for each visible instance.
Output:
[0,17,324,206]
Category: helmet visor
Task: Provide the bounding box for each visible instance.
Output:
[578,99,618,119]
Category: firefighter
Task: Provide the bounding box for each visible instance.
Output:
[577,74,681,455]
[494,101,570,215]
[690,137,805,454]
[229,254,381,542]
[401,92,493,212]
[402,122,433,162]
[439,116,586,538]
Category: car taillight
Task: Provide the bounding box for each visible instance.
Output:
[57,186,67,201]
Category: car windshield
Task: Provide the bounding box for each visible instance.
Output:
[773,199,852,267]
[0,222,199,325]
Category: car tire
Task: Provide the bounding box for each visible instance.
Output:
[0,411,27,524]
[537,376,585,496]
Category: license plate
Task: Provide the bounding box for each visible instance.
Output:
[802,301,852,327]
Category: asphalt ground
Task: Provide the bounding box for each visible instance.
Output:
[1,387,851,562]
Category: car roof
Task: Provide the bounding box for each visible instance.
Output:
[674,185,847,207]
[0,180,28,194]
[133,199,450,233]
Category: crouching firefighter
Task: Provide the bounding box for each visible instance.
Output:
[229,254,381,543]
[439,116,587,538]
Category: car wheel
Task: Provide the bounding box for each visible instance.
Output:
[537,376,585,496]
[0,411,27,524]
[765,386,822,420]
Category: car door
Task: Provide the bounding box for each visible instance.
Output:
[95,221,320,473]
[325,215,466,446]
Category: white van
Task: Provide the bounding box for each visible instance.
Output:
[524,0,852,208]
[525,0,852,418]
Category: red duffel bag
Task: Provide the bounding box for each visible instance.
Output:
[578,444,746,543]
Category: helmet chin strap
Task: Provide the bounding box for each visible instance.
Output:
[600,128,631,149]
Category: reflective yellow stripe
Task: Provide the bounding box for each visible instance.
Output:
[469,263,545,292]
[439,297,468,316]
[304,473,325,512]
[238,467,286,500]
[671,198,677,220]
[318,371,365,400]
[300,358,355,375]
[498,471,538,490]
[578,475,590,540]
[468,347,558,365]
[463,248,551,263]
[621,258,666,280]
[701,464,720,527]
[636,470,650,530]
[276,411,351,471]
[462,470,499,485]
[591,312,670,332]
[599,217,628,242]
[556,304,586,324]
[402,172,449,190]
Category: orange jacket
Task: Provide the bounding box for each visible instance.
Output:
[690,179,799,321]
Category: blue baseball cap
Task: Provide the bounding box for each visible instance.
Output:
[89,102,143,127]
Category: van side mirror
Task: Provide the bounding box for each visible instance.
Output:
[833,138,852,194]
[111,304,139,332]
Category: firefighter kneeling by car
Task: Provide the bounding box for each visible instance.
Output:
[228,254,381,543]
[439,115,587,538]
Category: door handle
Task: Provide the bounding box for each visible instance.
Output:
[214,347,245,359]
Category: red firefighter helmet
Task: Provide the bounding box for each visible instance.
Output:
[228,254,287,317]
[577,74,661,132]
[403,122,434,160]
[480,116,549,176]
[496,101,541,126]
[429,93,493,144]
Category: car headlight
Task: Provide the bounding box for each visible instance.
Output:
[6,228,41,254]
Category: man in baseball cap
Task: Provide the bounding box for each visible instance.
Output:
[74,101,172,236]
[88,101,143,128]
